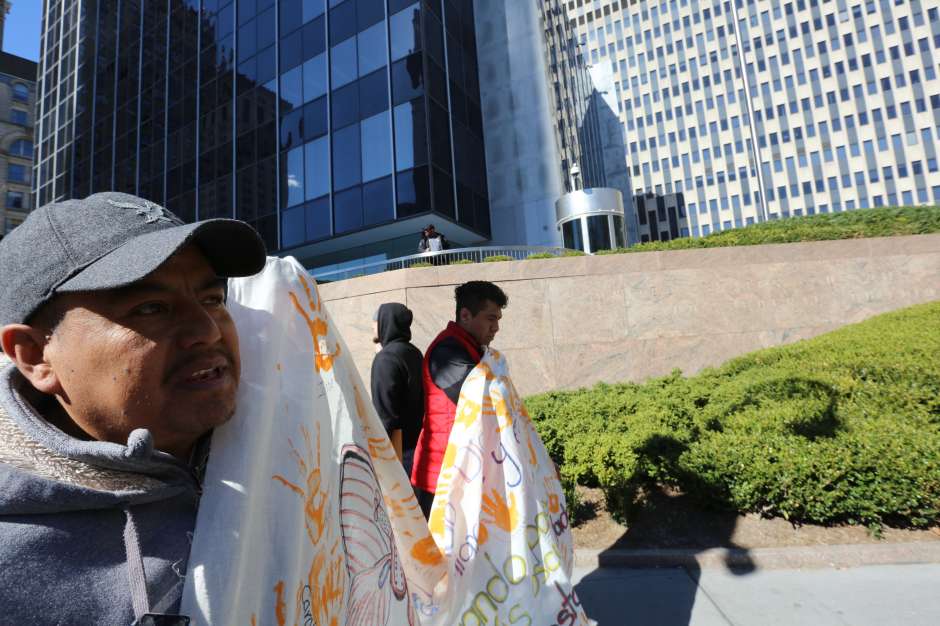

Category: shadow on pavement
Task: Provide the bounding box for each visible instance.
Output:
[575,489,757,625]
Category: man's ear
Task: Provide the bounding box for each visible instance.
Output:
[0,324,62,395]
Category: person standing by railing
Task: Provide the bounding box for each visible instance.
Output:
[417,223,448,254]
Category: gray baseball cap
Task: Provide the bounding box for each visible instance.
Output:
[0,191,267,326]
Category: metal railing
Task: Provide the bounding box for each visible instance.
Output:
[311,245,575,282]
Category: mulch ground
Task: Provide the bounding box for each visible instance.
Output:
[571,485,940,552]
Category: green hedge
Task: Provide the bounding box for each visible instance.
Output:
[598,205,940,254]
[527,301,940,531]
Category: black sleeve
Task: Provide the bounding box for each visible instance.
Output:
[428,338,476,405]
[371,353,406,434]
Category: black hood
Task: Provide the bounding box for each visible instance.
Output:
[376,303,413,347]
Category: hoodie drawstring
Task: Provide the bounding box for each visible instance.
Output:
[123,507,152,620]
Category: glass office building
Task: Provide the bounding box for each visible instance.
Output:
[34,0,489,266]
[474,0,635,247]
[566,0,940,238]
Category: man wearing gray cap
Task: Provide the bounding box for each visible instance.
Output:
[0,192,266,624]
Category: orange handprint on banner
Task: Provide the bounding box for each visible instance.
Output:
[289,274,340,373]
[272,423,329,546]
[481,488,520,534]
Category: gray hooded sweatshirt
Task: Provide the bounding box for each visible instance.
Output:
[0,359,203,625]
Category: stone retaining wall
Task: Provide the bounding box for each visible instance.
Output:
[318,234,940,397]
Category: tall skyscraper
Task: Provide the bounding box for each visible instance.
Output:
[567,0,940,239]
[0,50,36,237]
[474,0,634,247]
[34,0,490,269]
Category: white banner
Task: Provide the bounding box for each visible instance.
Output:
[180,257,591,626]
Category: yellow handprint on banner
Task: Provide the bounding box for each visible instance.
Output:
[481,489,520,534]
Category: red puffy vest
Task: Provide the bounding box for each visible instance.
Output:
[410,322,481,493]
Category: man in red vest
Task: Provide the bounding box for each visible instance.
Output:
[410,281,508,518]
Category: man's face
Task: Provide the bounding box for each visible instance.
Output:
[459,300,502,347]
[427,227,436,237]
[42,245,240,457]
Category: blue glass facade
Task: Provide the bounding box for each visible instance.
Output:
[35,0,489,261]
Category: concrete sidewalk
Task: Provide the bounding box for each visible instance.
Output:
[573,563,940,625]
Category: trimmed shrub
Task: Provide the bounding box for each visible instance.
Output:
[450,259,474,265]
[527,302,940,530]
[526,252,557,260]
[562,249,587,257]
[615,205,940,254]
[410,261,433,268]
[483,255,514,262]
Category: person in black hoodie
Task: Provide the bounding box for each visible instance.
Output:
[371,303,425,476]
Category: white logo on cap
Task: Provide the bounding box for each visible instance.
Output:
[106,198,183,225]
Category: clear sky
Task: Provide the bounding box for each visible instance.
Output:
[4,1,42,61]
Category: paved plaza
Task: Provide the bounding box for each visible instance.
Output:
[573,563,940,626]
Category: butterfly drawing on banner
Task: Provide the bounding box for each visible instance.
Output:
[339,444,417,626]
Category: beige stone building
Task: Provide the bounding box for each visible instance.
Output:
[0,47,36,238]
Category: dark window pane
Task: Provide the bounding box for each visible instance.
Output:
[303,96,328,140]
[456,181,473,227]
[446,32,463,89]
[357,0,384,30]
[329,0,357,44]
[475,193,490,236]
[256,45,276,84]
[279,0,302,35]
[302,15,326,60]
[334,185,363,233]
[330,37,357,88]
[429,100,452,172]
[361,111,392,182]
[280,28,303,70]
[396,166,430,216]
[449,81,468,127]
[280,107,303,150]
[252,214,278,252]
[587,214,611,251]
[390,4,421,62]
[332,123,361,190]
[426,58,447,106]
[238,57,257,89]
[393,97,427,171]
[218,3,235,38]
[562,220,584,251]
[238,19,258,63]
[358,68,389,119]
[305,196,331,240]
[391,54,424,104]
[424,13,444,65]
[389,0,414,13]
[433,168,455,217]
[257,7,276,50]
[612,215,625,247]
[363,175,394,225]
[331,81,360,129]
[281,204,306,247]
[237,130,257,170]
